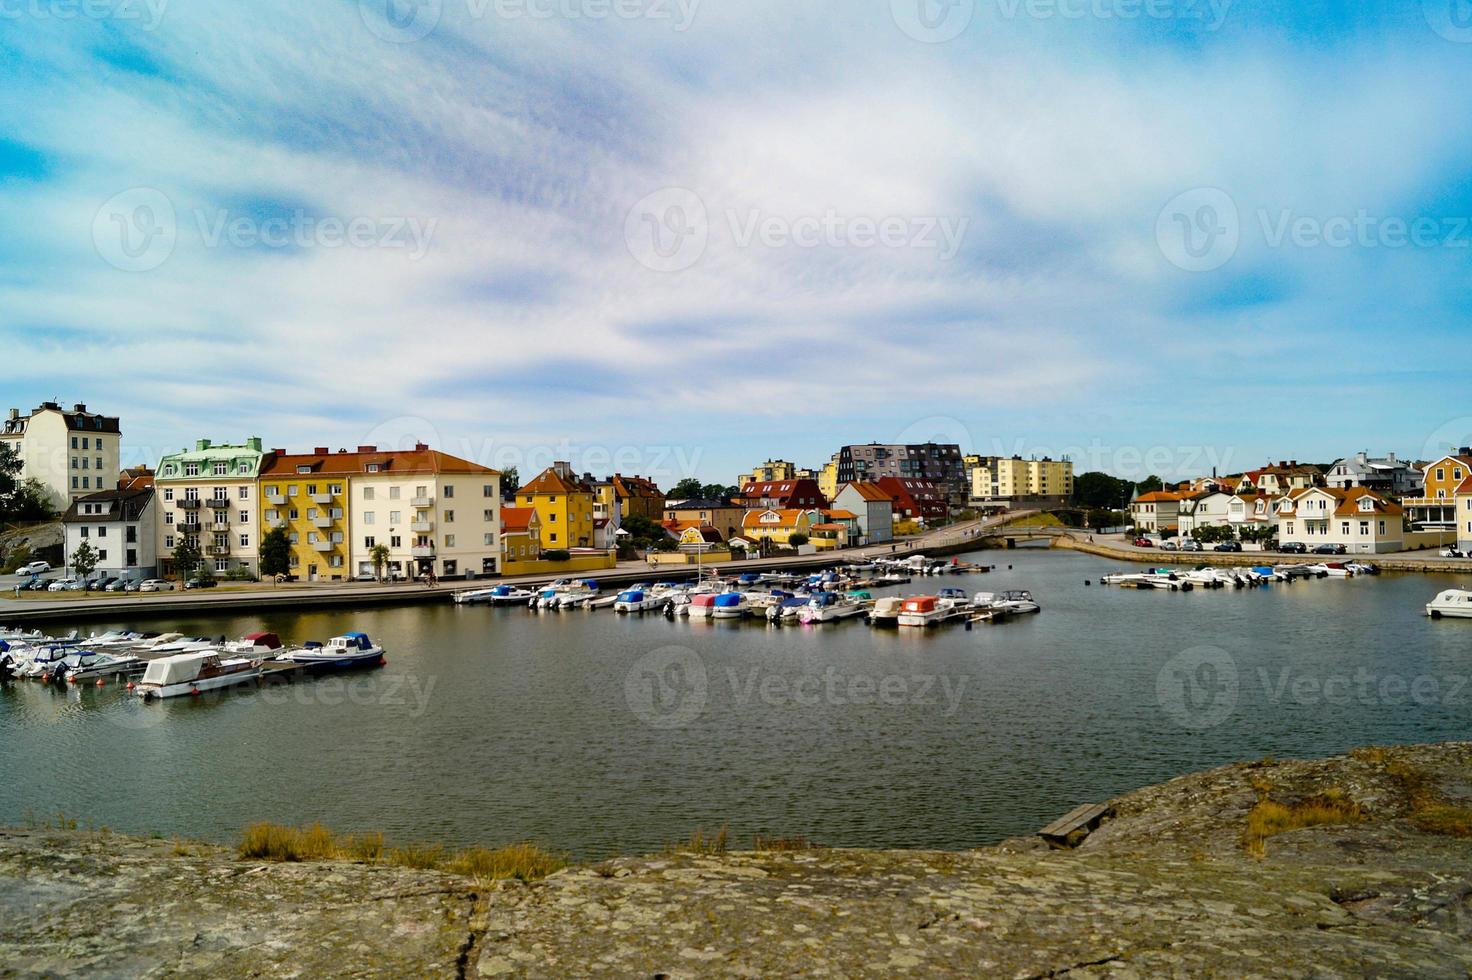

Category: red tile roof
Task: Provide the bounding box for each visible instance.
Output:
[261,447,498,477]
[501,507,539,533]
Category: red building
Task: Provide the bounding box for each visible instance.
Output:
[875,477,948,523]
[739,479,826,510]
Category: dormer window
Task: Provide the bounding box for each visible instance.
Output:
[1359,498,1374,512]
[366,463,380,473]
[297,465,312,474]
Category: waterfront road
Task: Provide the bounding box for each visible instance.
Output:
[0,514,1016,625]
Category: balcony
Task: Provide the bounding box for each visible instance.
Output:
[312,493,333,505]
[177,498,202,510]
[179,519,204,532]
[267,494,286,505]
[206,498,230,509]
[410,520,434,533]
[268,517,286,529]
[206,545,230,556]
[411,496,433,509]
[313,516,334,529]
[313,541,335,553]
[411,545,436,559]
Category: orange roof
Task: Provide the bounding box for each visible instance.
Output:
[841,481,891,502]
[501,507,539,533]
[520,466,593,496]
[822,509,859,520]
[260,447,497,477]
[1133,491,1183,503]
[1277,486,1402,518]
[742,509,808,529]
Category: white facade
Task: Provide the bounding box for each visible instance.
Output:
[1276,487,1405,554]
[62,488,157,580]
[1326,452,1420,495]
[833,484,894,544]
[0,402,121,511]
[1176,492,1234,536]
[350,468,501,579]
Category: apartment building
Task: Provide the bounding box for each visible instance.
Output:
[155,439,272,577]
[0,401,121,509]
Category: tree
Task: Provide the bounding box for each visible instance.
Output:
[1137,475,1164,495]
[171,538,203,580]
[501,466,520,496]
[543,548,571,562]
[71,541,98,580]
[788,533,809,547]
[0,441,20,505]
[1086,509,1127,532]
[259,527,292,578]
[702,483,739,502]
[370,543,391,581]
[1074,471,1134,510]
[670,478,705,500]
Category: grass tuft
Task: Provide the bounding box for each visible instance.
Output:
[445,843,566,882]
[669,825,729,856]
[1244,790,1364,857]
[385,843,445,870]
[752,835,815,852]
[235,822,562,880]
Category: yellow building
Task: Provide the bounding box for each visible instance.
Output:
[501,507,542,564]
[969,456,1074,506]
[259,451,356,581]
[816,455,839,500]
[742,459,799,486]
[740,508,813,546]
[518,462,598,550]
[591,473,665,523]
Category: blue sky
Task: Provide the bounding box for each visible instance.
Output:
[3,0,1472,486]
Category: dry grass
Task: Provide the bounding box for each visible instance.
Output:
[237,822,563,880]
[752,835,815,852]
[670,825,729,856]
[1383,761,1472,838]
[1244,790,1365,857]
[1351,746,1390,765]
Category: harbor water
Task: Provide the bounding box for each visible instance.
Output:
[2,550,1469,859]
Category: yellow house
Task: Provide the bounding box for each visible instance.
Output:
[743,459,799,486]
[740,508,812,546]
[1405,452,1472,530]
[501,507,542,564]
[816,455,839,500]
[260,450,355,581]
[518,462,597,549]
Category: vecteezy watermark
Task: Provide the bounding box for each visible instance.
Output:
[623,646,971,728]
[92,188,438,271]
[1422,0,1472,43]
[891,0,975,43]
[0,0,168,29]
[1158,187,1472,272]
[1157,646,1239,730]
[891,0,1231,42]
[624,187,970,272]
[358,0,699,43]
[256,673,438,715]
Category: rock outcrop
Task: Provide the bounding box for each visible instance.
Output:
[3,742,1470,977]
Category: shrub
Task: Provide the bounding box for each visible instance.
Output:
[787,533,809,547]
[543,549,571,562]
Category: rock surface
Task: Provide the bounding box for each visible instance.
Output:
[3,742,1470,977]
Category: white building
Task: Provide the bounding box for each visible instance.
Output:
[1276,487,1405,554]
[1176,491,1234,537]
[61,486,157,581]
[833,482,894,545]
[1325,452,1421,496]
[1,402,121,510]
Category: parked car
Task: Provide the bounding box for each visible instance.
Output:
[47,577,81,592]
[124,580,144,592]
[138,579,174,592]
[1133,538,1154,548]
[25,576,50,590]
[184,577,218,590]
[1440,547,1466,558]
[105,578,131,592]
[1280,542,1308,554]
[1214,542,1243,552]
[1159,541,1179,552]
[1312,543,1347,555]
[17,560,51,576]
[1181,540,1204,552]
[90,576,116,591]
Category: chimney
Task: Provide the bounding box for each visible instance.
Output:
[414,442,429,452]
[272,448,286,455]
[1387,452,1396,463]
[357,445,377,453]
[196,439,212,451]
[7,409,17,421]
[1356,452,1367,465]
[247,437,263,452]
[73,403,86,413]
[314,447,329,456]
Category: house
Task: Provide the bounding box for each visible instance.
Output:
[664,498,746,541]
[501,507,542,565]
[967,456,1075,509]
[837,443,968,505]
[740,479,826,510]
[816,454,840,500]
[834,481,894,544]
[1129,491,1184,534]
[1403,450,1472,530]
[263,444,501,581]
[662,518,725,543]
[1175,491,1235,537]
[1236,461,1323,496]
[0,401,122,509]
[156,438,274,578]
[61,486,157,581]
[674,524,724,551]
[518,462,598,549]
[1276,487,1404,554]
[1226,493,1281,533]
[740,460,801,486]
[118,466,155,490]
[740,508,813,547]
[593,517,622,550]
[1326,452,1421,496]
[588,473,665,524]
[874,477,948,523]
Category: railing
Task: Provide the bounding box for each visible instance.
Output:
[268,517,286,529]
[312,493,333,505]
[410,520,434,533]
[313,516,334,528]
[411,496,433,509]
[267,494,287,505]
[313,541,335,553]
[206,498,230,508]
[206,545,230,556]
[411,545,435,559]
[177,498,202,509]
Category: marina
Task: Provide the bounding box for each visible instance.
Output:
[3,549,1469,861]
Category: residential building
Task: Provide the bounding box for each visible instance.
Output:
[0,401,121,510]
[664,498,746,541]
[967,456,1075,508]
[739,479,827,510]
[259,449,360,582]
[589,473,665,523]
[740,508,813,547]
[741,460,800,486]
[155,438,272,577]
[1129,491,1184,534]
[1226,493,1281,534]
[61,486,157,581]
[517,462,597,550]
[836,443,967,504]
[1175,491,1235,537]
[1403,450,1472,530]
[501,507,542,565]
[1235,461,1323,496]
[1276,487,1404,554]
[1325,452,1421,496]
[118,466,155,490]
[875,477,948,523]
[669,523,725,551]
[833,482,894,544]
[345,444,501,579]
[816,455,840,500]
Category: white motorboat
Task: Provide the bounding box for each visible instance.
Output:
[868,596,904,627]
[222,632,284,656]
[554,580,601,608]
[1427,589,1472,619]
[995,590,1041,614]
[0,627,44,642]
[614,588,664,613]
[897,596,969,628]
[274,632,385,673]
[136,652,262,700]
[795,591,869,624]
[64,652,146,682]
[711,593,748,619]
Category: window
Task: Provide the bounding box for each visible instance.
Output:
[366,463,380,473]
[483,509,495,522]
[165,512,174,525]
[288,486,299,496]
[289,508,299,520]
[80,526,89,538]
[239,534,249,547]
[213,462,227,475]
[98,526,107,538]
[444,534,455,547]
[329,484,342,495]
[484,485,495,497]
[1380,521,1387,535]
[289,532,299,544]
[164,535,175,548]
[126,526,136,543]
[389,511,401,524]
[364,512,376,525]
[1359,522,1370,535]
[82,477,89,488]
[549,532,558,542]
[390,486,400,500]
[216,559,228,572]
[308,532,319,544]
[390,535,401,548]
[1341,522,1350,535]
[307,484,317,495]
[95,457,102,471]
[239,486,249,499]
[97,549,107,561]
[239,511,250,524]
[444,485,454,498]
[185,463,198,477]
[363,487,375,500]
[71,436,78,449]
[365,536,376,548]
[444,510,454,523]
[484,533,495,546]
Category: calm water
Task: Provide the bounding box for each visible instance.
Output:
[3,550,1470,859]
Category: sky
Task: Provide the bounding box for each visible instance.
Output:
[3,0,1472,486]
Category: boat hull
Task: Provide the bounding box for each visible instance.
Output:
[139,668,261,700]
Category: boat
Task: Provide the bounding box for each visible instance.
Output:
[553,580,601,609]
[274,633,385,673]
[897,596,969,628]
[222,632,284,656]
[688,594,719,620]
[64,651,146,683]
[767,596,811,623]
[796,591,870,624]
[996,590,1041,614]
[868,596,904,627]
[711,593,748,619]
[614,588,663,613]
[453,584,510,605]
[135,652,262,700]
[1426,589,1472,619]
[0,627,44,642]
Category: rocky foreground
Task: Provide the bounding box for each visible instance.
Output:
[3,743,1471,978]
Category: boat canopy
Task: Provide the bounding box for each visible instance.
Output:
[692,594,719,606]
[333,633,373,650]
[242,632,282,649]
[491,585,513,596]
[902,596,938,612]
[714,593,745,608]
[618,590,645,602]
[141,652,214,686]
